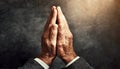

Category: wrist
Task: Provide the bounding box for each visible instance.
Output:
[38,54,55,65]
[63,53,77,64]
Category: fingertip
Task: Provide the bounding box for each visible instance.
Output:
[57,6,61,11]
[56,6,62,24]
[50,6,56,14]
[53,7,57,14]
[52,8,57,24]
[51,6,56,11]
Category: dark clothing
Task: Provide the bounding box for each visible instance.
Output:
[62,57,94,69]
[18,59,44,69]
[19,57,94,69]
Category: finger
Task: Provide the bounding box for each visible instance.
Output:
[57,6,70,31]
[49,24,58,46]
[45,6,57,30]
[49,6,57,25]
[57,6,66,24]
[56,7,66,45]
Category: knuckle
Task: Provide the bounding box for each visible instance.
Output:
[69,34,73,38]
[50,24,58,30]
[42,34,47,39]
[59,24,63,29]
[57,42,64,47]
[52,53,56,56]
[50,41,56,47]
[67,33,73,38]
[51,43,56,47]
[58,31,64,36]
[57,45,63,48]
[52,24,58,29]
[46,41,50,46]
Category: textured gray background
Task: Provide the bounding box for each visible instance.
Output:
[0,0,120,69]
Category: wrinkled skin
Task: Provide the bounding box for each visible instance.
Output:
[39,6,77,65]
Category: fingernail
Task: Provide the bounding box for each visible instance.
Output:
[57,6,61,10]
[57,6,62,13]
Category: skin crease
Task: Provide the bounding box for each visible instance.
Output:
[38,6,77,65]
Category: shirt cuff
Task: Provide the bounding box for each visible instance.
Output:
[65,56,80,67]
[34,58,49,69]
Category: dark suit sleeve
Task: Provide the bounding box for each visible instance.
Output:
[18,59,44,69]
[62,57,94,69]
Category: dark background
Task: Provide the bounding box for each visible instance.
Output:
[0,0,120,69]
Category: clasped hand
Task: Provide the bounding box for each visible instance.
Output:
[38,6,77,65]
